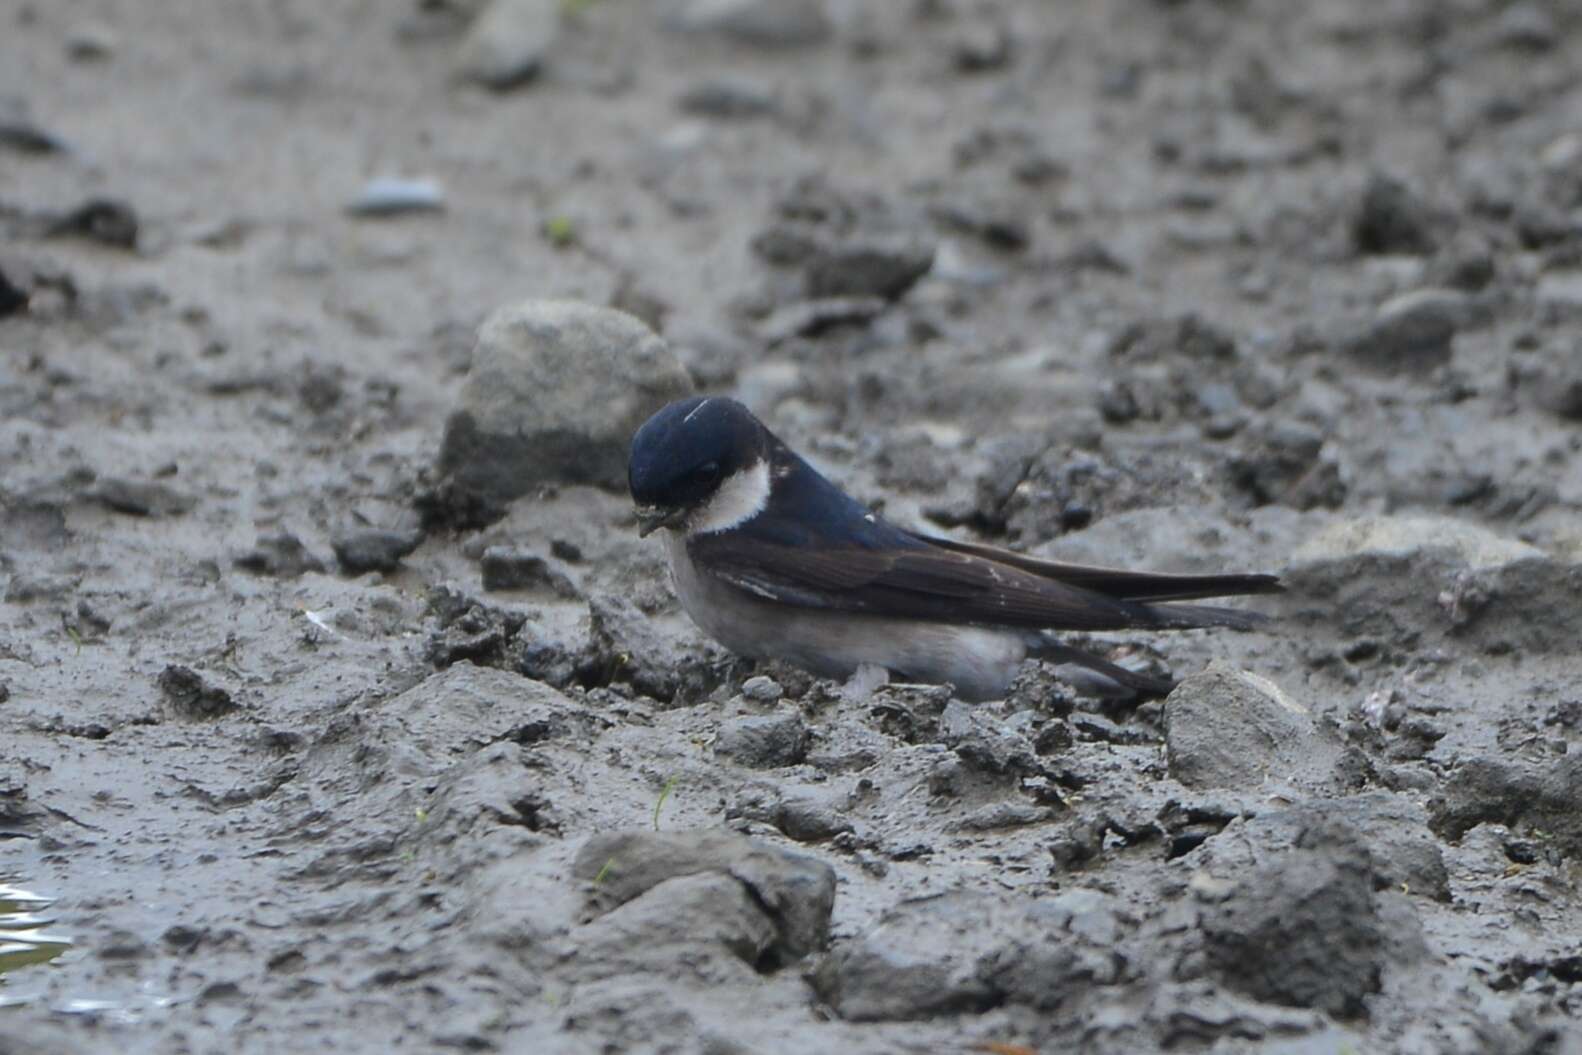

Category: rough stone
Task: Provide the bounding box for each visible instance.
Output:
[430,301,692,525]
[1429,753,1582,858]
[1285,515,1582,654]
[158,665,238,720]
[714,713,809,768]
[812,889,1125,1021]
[91,477,195,517]
[740,675,782,702]
[569,871,778,983]
[456,0,558,89]
[1184,792,1450,902]
[759,297,887,344]
[573,829,835,963]
[1342,288,1477,375]
[478,547,578,596]
[804,233,936,301]
[677,76,777,118]
[1201,821,1410,1019]
[331,527,423,574]
[1165,664,1343,792]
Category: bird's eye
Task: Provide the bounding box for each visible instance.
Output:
[692,461,721,486]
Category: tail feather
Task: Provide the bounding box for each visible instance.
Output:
[1138,601,1271,631]
[1026,640,1178,698]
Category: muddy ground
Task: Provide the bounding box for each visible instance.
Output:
[4,0,1582,1051]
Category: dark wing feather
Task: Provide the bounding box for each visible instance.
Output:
[689,532,1168,631]
[692,443,1279,632]
[912,532,1284,602]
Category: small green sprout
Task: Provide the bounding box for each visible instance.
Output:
[653,775,679,831]
[543,215,577,248]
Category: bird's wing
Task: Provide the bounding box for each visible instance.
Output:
[687,530,1172,631]
[911,532,1284,602]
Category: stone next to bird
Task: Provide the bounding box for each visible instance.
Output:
[425,300,694,529]
[627,396,1283,701]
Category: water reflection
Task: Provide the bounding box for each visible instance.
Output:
[0,882,73,980]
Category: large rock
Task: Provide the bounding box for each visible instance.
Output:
[455,0,558,89]
[1285,514,1582,654]
[1165,664,1347,792]
[1430,753,1582,858]
[803,233,935,301]
[430,301,692,526]
[1340,288,1479,375]
[1182,792,1450,902]
[714,712,809,768]
[811,889,1126,1021]
[1201,821,1417,1018]
[572,829,835,964]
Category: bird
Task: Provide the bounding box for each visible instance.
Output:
[627,396,1282,702]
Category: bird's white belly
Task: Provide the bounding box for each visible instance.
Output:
[663,532,1027,701]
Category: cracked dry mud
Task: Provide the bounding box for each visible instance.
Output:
[4,1,1582,1052]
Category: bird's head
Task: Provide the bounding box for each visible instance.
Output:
[627,397,770,536]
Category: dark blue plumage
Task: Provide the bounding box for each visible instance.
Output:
[627,396,1283,699]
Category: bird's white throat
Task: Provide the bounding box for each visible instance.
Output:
[686,459,770,535]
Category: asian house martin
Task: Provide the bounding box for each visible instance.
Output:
[627,396,1282,702]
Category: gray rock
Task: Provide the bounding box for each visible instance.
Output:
[3,572,80,603]
[158,665,238,720]
[759,297,887,344]
[1165,663,1344,792]
[714,713,808,768]
[456,0,558,89]
[65,23,117,61]
[1529,360,1582,421]
[1108,313,1237,363]
[740,675,782,702]
[938,701,1038,776]
[1494,2,1556,51]
[1184,792,1450,902]
[572,829,835,962]
[1351,171,1436,255]
[929,197,1030,251]
[677,76,777,118]
[804,233,936,300]
[0,264,28,315]
[812,889,1125,1021]
[331,527,423,574]
[585,596,717,705]
[1202,821,1410,1018]
[92,477,195,517]
[1226,420,1345,510]
[952,801,1054,832]
[1342,288,1476,374]
[431,301,692,525]
[1285,515,1582,655]
[346,177,445,216]
[478,546,578,596]
[665,0,831,49]
[569,871,777,984]
[951,23,1012,72]
[1430,753,1582,858]
[729,784,851,843]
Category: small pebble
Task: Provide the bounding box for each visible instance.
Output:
[742,675,783,702]
[347,178,446,217]
[66,23,117,61]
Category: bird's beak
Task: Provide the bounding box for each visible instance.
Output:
[634,504,686,537]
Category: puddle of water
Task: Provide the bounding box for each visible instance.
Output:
[0,882,74,978]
